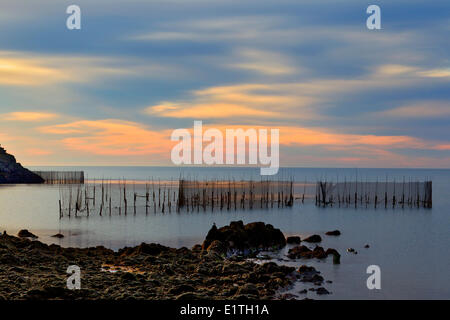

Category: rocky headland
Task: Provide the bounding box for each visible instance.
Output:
[0,145,44,184]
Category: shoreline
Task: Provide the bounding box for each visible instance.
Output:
[0,223,303,300]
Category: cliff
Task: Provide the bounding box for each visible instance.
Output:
[0,145,44,184]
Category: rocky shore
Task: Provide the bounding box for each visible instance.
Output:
[0,222,301,300]
[0,221,344,300]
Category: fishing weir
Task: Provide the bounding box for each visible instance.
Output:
[315,179,432,208]
[56,177,432,218]
[57,178,294,218]
[33,171,85,184]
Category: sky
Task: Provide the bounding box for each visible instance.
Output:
[0,0,449,168]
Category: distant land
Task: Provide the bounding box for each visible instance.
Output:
[0,145,44,184]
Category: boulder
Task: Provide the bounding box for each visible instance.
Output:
[51,233,64,238]
[286,236,301,244]
[316,287,330,295]
[325,248,341,264]
[325,230,341,236]
[288,245,340,262]
[303,235,322,243]
[288,245,312,259]
[201,221,286,255]
[312,246,327,259]
[17,229,38,238]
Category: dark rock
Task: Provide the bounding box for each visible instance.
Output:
[325,230,341,236]
[325,248,341,264]
[303,235,322,243]
[51,233,64,238]
[298,289,308,294]
[288,245,312,259]
[17,229,38,238]
[298,265,317,273]
[279,293,297,300]
[364,244,370,248]
[316,287,330,295]
[312,246,327,259]
[300,273,324,283]
[201,221,286,254]
[0,146,44,184]
[286,236,301,244]
[206,240,227,255]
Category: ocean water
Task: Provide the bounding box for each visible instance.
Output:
[0,166,449,299]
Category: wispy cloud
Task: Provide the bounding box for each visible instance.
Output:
[377,101,450,119]
[3,111,58,122]
[0,51,182,87]
[228,48,298,75]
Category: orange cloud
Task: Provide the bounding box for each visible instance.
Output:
[41,119,172,156]
[3,111,58,122]
[148,103,278,118]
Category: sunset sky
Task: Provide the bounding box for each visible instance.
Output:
[0,0,449,167]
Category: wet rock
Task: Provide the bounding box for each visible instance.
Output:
[364,244,370,248]
[325,248,341,264]
[303,235,322,243]
[316,287,330,295]
[201,221,286,254]
[288,245,312,259]
[298,265,317,273]
[301,274,324,283]
[298,289,307,294]
[206,240,227,255]
[17,229,38,238]
[325,230,341,236]
[286,236,301,244]
[279,293,297,300]
[312,246,327,259]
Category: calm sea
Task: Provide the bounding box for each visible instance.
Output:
[1,166,449,299]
